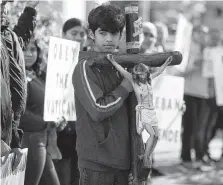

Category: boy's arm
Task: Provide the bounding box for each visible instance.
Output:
[73,60,132,122]
[107,54,133,83]
[13,2,38,50]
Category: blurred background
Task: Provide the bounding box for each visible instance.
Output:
[6,1,223,185]
[8,0,223,60]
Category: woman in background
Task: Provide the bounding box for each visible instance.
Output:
[20,38,66,185]
[53,18,88,185]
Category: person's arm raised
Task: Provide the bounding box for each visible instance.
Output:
[151,56,172,79]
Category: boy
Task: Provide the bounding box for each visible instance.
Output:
[72,4,133,185]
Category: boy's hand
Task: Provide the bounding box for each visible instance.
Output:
[121,78,133,93]
[26,0,39,8]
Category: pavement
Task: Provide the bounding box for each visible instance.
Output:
[150,133,223,185]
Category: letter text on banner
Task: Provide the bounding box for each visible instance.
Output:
[141,75,184,154]
[44,36,80,121]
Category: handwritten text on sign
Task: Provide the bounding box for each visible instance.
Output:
[44,37,80,121]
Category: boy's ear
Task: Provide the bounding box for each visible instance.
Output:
[119,32,122,40]
[89,29,95,40]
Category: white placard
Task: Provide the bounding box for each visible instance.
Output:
[44,37,80,121]
[212,46,223,106]
[1,149,28,185]
[141,75,185,153]
[202,47,214,78]
[174,14,193,72]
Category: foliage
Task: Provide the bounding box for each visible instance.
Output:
[8,1,63,63]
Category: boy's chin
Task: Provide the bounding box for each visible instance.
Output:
[102,48,116,53]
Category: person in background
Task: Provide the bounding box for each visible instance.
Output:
[201,29,222,164]
[53,18,88,185]
[62,18,88,51]
[140,21,165,179]
[1,0,38,169]
[154,22,169,52]
[170,25,214,171]
[20,38,68,185]
[140,22,158,54]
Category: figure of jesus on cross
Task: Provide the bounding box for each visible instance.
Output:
[107,54,172,168]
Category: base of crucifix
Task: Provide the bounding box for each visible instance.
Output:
[128,92,151,185]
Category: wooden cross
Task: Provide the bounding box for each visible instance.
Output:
[78,3,182,185]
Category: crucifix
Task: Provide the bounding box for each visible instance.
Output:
[78,3,182,185]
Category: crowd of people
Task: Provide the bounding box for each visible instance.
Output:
[1,1,223,185]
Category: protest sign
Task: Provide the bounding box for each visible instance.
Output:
[212,47,223,106]
[44,37,80,121]
[174,14,193,72]
[142,75,184,154]
[202,47,215,78]
[1,149,28,185]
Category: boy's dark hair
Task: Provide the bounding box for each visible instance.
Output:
[88,4,125,34]
[62,18,88,34]
[132,63,151,85]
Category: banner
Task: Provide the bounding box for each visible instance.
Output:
[212,46,223,106]
[142,75,185,154]
[174,14,193,72]
[202,47,214,78]
[1,149,28,185]
[44,37,80,121]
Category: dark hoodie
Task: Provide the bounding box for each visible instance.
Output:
[73,57,131,170]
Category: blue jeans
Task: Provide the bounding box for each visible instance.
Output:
[79,168,129,185]
[22,130,60,185]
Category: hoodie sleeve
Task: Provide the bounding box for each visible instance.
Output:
[73,59,129,122]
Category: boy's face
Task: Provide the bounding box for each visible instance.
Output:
[89,28,121,53]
